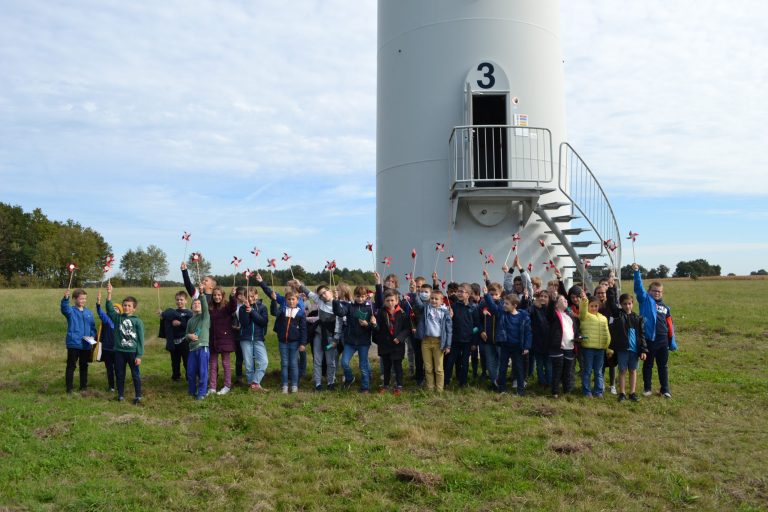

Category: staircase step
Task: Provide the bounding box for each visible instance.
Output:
[539,201,570,210]
[546,228,590,235]
[550,215,580,223]
[552,241,595,248]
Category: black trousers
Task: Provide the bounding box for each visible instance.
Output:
[411,337,424,382]
[169,341,190,380]
[114,351,141,399]
[550,349,575,395]
[65,348,90,392]
[381,354,403,388]
[102,350,116,389]
[234,341,243,380]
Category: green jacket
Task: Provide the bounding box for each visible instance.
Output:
[186,292,210,351]
[106,300,145,357]
[578,298,611,350]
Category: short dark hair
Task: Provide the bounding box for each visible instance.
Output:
[383,289,399,301]
[175,291,189,299]
[72,289,87,299]
[122,296,138,307]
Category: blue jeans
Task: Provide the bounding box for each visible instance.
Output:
[240,340,268,385]
[114,350,141,399]
[497,344,525,395]
[483,343,500,384]
[581,347,605,396]
[279,342,300,387]
[341,344,370,391]
[534,351,551,386]
[187,347,209,398]
[298,350,307,380]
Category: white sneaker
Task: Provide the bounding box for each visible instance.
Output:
[206,389,216,396]
[643,390,653,397]
[291,385,298,393]
[282,386,289,394]
[217,386,230,395]
[662,392,672,399]
[610,385,617,395]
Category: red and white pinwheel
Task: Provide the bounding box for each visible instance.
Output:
[153,282,160,289]
[267,258,277,269]
[281,253,291,262]
[251,247,261,257]
[182,231,191,241]
[485,254,495,265]
[382,256,392,267]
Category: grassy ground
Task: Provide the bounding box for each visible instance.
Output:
[0,279,767,511]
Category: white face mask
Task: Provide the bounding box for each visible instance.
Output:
[419,292,430,300]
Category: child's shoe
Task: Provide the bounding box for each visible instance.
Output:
[282,386,289,394]
[610,385,617,395]
[314,384,323,392]
[217,386,230,395]
[393,387,402,397]
[343,377,356,390]
[327,383,336,391]
[618,393,626,402]
[643,389,653,397]
[207,389,216,396]
[629,393,639,402]
[662,392,672,399]
[378,386,388,395]
[117,396,125,402]
[133,397,142,405]
[290,385,298,393]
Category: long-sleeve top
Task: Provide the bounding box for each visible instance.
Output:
[106,300,145,357]
[411,293,452,350]
[159,308,193,342]
[503,268,534,309]
[578,298,611,350]
[96,304,115,351]
[258,281,305,313]
[529,304,550,354]
[372,306,410,358]
[332,300,374,346]
[634,270,677,349]
[60,297,97,350]
[546,299,580,355]
[450,300,480,344]
[185,291,210,351]
[271,300,307,345]
[300,285,342,342]
[209,295,238,353]
[479,297,502,345]
[237,300,269,342]
[483,293,532,349]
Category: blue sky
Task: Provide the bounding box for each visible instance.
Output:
[1,0,766,278]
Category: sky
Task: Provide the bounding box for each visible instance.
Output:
[1,0,766,278]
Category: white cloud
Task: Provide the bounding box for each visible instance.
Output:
[561,0,768,196]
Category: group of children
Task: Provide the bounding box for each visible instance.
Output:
[61,258,677,403]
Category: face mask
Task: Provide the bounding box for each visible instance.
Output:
[419,292,430,300]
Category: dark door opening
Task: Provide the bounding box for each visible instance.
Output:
[472,94,507,187]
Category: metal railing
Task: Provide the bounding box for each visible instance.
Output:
[558,142,622,272]
[449,125,554,189]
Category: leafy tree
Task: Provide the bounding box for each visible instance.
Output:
[120,246,168,285]
[673,259,721,278]
[750,269,767,276]
[620,264,647,280]
[656,264,670,279]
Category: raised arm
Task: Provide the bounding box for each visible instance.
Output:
[633,264,648,303]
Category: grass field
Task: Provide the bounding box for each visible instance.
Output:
[1,279,767,511]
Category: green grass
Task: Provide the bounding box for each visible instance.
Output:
[1,280,767,511]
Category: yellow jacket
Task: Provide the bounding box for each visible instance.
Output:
[578,298,611,350]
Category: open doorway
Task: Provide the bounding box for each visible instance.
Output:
[472,94,507,187]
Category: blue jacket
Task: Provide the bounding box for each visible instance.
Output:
[61,297,96,350]
[483,293,533,349]
[634,271,677,350]
[238,300,269,342]
[411,293,452,350]
[271,300,307,345]
[479,297,502,344]
[528,304,550,354]
[450,300,480,344]
[96,304,115,351]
